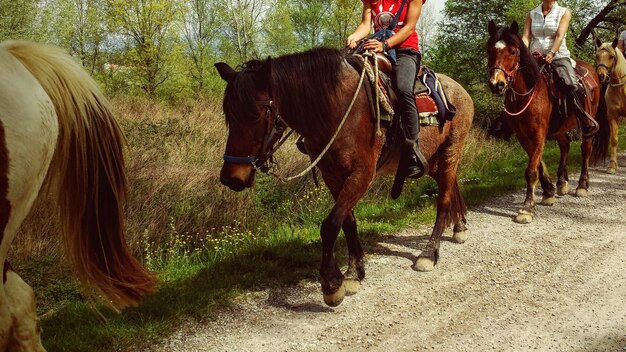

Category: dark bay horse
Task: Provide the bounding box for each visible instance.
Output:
[486,21,607,224]
[215,47,473,307]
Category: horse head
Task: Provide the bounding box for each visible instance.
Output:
[215,59,277,192]
[486,20,523,96]
[595,37,620,84]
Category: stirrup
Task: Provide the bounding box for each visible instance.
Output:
[407,150,429,179]
[580,119,599,138]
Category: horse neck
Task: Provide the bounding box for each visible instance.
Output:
[613,50,626,81]
[510,60,541,96]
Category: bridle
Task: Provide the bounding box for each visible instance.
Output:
[222,78,291,173]
[221,54,370,182]
[488,46,521,92]
[489,45,544,116]
[595,48,626,87]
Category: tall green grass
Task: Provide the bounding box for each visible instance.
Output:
[11,97,625,351]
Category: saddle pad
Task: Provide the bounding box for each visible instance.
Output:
[416,94,439,126]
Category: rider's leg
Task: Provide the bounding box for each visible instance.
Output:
[393,49,428,178]
[553,57,599,138]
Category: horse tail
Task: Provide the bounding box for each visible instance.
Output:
[591,83,610,164]
[449,177,467,227]
[2,40,156,309]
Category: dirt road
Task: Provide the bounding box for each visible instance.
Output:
[148,154,626,352]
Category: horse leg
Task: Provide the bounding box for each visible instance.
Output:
[343,211,365,295]
[319,170,373,307]
[515,141,544,224]
[415,171,457,271]
[608,116,619,174]
[453,220,469,244]
[538,160,556,206]
[556,134,570,196]
[5,267,45,352]
[451,178,469,244]
[576,138,592,197]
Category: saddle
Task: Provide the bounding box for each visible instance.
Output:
[361,53,457,126]
[537,56,598,131]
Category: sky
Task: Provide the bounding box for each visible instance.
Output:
[432,0,446,21]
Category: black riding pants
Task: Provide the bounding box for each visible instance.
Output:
[392,49,421,141]
[553,57,582,94]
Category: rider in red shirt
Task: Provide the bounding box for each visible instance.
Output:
[347,0,428,178]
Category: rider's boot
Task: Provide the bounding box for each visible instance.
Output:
[405,137,429,179]
[570,88,599,138]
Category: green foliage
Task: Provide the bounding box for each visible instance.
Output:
[106,0,183,97]
[263,0,299,55]
[0,0,38,40]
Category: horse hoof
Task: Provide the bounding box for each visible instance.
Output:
[514,210,534,224]
[323,282,346,307]
[344,279,361,296]
[557,183,569,196]
[540,196,556,206]
[607,167,616,175]
[575,188,588,198]
[453,230,469,244]
[414,257,435,272]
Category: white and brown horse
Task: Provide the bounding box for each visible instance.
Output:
[595,38,626,173]
[0,40,156,351]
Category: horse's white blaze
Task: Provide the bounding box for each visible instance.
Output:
[495,40,507,50]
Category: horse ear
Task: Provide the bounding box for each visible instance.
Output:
[215,62,237,82]
[613,37,619,49]
[510,21,519,35]
[595,37,603,49]
[488,20,497,37]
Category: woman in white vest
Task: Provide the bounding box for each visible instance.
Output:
[522,0,599,137]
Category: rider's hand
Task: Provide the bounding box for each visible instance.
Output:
[545,51,555,64]
[363,39,384,53]
[346,35,358,49]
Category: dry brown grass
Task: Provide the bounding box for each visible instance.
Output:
[12,96,315,261]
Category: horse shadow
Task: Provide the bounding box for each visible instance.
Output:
[266,287,334,313]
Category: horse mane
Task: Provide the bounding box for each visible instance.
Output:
[222,60,266,125]
[224,47,350,135]
[487,25,540,88]
[272,47,349,134]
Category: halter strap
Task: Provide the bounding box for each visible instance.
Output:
[595,59,626,87]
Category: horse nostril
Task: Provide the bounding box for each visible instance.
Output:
[488,80,505,94]
[220,175,228,186]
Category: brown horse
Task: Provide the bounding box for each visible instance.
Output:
[595,38,626,174]
[215,47,473,307]
[486,21,607,224]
